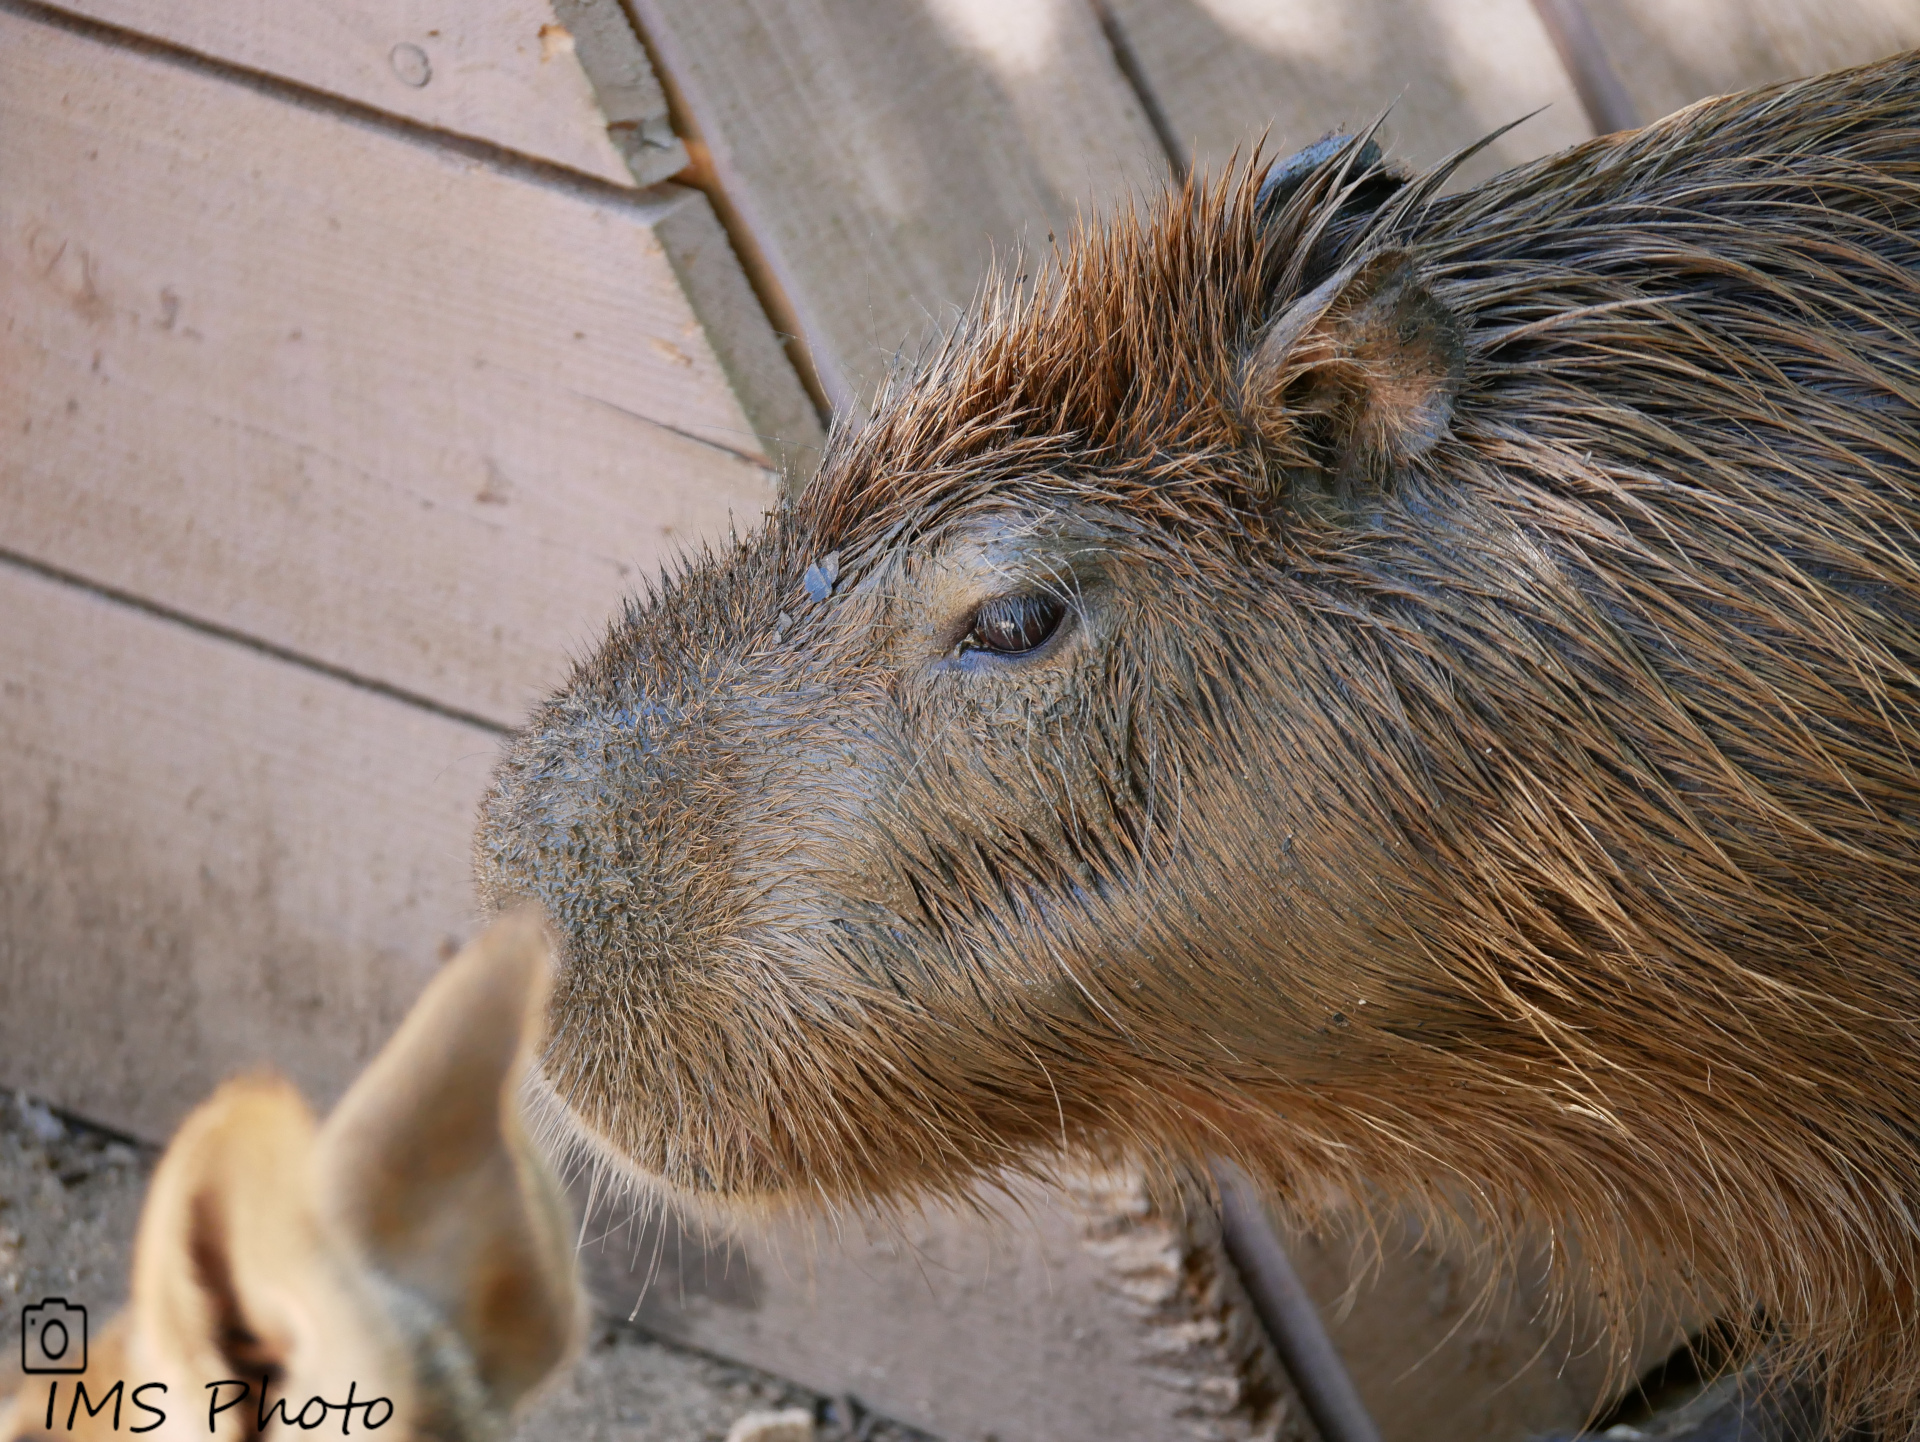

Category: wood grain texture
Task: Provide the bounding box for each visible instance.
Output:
[35,0,687,186]
[580,1169,1314,1442]
[0,559,500,1142]
[1578,0,1920,127]
[1098,0,1595,191]
[626,0,1172,409]
[2,7,815,729]
[657,190,827,486]
[581,1172,1690,1442]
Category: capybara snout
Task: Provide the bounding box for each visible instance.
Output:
[480,51,1920,1438]
[481,505,1169,1197]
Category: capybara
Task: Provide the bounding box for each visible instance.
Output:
[477,52,1920,1435]
[0,913,582,1441]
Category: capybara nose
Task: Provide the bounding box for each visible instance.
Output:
[475,691,723,967]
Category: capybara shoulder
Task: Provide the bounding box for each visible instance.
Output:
[478,52,1920,1439]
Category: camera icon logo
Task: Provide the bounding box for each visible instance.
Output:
[21,1298,87,1374]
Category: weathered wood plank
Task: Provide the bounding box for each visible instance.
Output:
[1,7,819,729]
[657,187,828,485]
[627,0,1172,409]
[0,559,500,1142]
[1579,0,1920,127]
[35,0,687,186]
[1286,1206,1696,1442]
[581,1169,1313,1442]
[1098,0,1595,189]
[586,1170,1691,1442]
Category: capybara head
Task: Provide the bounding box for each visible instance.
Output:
[479,53,1920,1434]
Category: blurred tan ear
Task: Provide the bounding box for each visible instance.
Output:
[1243,247,1465,511]
[125,1077,403,1439]
[313,908,581,1410]
[3,916,577,1442]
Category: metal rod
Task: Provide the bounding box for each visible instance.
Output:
[1211,1160,1384,1442]
[1528,0,1641,136]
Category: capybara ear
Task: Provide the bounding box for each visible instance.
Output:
[122,1077,404,1440]
[1255,133,1402,232]
[1242,246,1465,512]
[312,908,582,1412]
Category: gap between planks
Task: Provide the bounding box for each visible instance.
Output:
[4,0,695,228]
[0,548,512,738]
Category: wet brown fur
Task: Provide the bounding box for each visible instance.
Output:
[479,53,1920,1436]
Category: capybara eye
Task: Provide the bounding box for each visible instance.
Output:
[964,593,1066,655]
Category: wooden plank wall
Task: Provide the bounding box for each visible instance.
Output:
[6,0,1916,1439]
[628,0,1173,409]
[0,1,820,1131]
[46,0,688,186]
[0,561,494,1132]
[4,14,783,731]
[630,0,1590,420]
[1582,0,1920,128]
[580,1172,1316,1442]
[1101,0,1594,184]
[583,1176,1691,1442]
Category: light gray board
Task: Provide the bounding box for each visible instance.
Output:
[37,0,687,185]
[1098,0,1595,189]
[0,558,501,1142]
[1284,1204,1697,1442]
[580,1169,1312,1442]
[3,7,811,730]
[1579,0,1920,128]
[658,188,827,487]
[626,0,1172,411]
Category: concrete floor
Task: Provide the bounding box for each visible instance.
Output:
[0,1088,928,1442]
